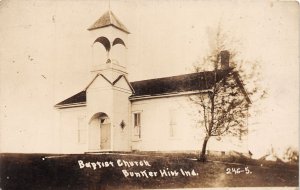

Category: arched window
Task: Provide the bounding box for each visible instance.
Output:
[112,38,126,47]
[93,36,110,65]
[94,36,111,52]
[111,37,126,66]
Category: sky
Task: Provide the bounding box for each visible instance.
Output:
[0,0,298,157]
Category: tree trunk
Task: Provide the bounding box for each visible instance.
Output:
[199,136,209,162]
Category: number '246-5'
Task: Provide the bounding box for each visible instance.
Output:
[225,166,252,174]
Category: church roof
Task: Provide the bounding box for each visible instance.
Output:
[130,69,231,98]
[55,90,86,107]
[88,10,130,34]
[55,69,251,108]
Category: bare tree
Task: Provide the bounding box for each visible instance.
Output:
[190,28,266,162]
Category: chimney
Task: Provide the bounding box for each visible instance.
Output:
[220,50,230,69]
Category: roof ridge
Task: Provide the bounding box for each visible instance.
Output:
[130,69,228,84]
[108,10,112,23]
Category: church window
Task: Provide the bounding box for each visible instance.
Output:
[133,113,141,138]
[78,117,87,144]
[169,109,177,137]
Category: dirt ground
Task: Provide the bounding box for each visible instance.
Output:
[0,153,298,189]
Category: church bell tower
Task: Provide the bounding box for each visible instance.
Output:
[88,10,130,81]
[85,10,133,152]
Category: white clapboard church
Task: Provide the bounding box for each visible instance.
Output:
[55,10,251,154]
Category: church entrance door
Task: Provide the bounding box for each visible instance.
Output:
[88,112,111,151]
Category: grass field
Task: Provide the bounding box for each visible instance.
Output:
[0,152,298,189]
